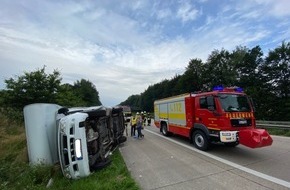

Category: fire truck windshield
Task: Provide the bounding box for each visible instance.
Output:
[218,94,251,112]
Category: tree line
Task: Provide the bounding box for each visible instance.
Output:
[1,42,289,122]
[120,41,290,121]
[0,66,101,121]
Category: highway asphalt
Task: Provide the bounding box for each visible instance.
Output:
[119,125,290,190]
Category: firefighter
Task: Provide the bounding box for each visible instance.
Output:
[142,111,147,127]
[136,113,144,139]
[131,113,137,137]
[147,113,151,126]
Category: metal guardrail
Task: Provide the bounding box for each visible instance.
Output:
[256,120,290,129]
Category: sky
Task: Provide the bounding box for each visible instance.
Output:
[0,0,290,106]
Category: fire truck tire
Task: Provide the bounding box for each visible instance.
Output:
[161,123,169,136]
[192,130,209,151]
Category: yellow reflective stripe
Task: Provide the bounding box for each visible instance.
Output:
[226,112,254,119]
[159,113,168,119]
[159,112,186,120]
[168,113,186,120]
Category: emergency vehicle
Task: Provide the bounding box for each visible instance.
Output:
[120,105,132,123]
[154,86,273,150]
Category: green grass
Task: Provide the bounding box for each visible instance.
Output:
[48,150,139,190]
[266,128,290,137]
[1,150,139,190]
[0,113,140,190]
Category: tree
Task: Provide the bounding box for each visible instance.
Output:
[176,59,205,93]
[259,41,290,120]
[262,41,290,98]
[234,46,267,119]
[204,49,238,88]
[235,46,263,87]
[4,66,61,110]
[140,76,181,112]
[120,94,141,111]
[73,79,102,106]
[56,84,85,107]
[119,41,290,121]
[0,90,4,105]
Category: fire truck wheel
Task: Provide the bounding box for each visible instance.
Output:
[192,130,209,151]
[161,123,169,136]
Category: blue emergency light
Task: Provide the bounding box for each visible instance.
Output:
[213,86,243,92]
[213,85,224,91]
[235,87,243,92]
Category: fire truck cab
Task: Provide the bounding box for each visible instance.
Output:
[154,87,273,150]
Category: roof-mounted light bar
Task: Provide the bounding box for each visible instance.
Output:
[213,86,243,92]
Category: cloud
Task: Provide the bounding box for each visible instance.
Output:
[266,0,290,17]
[0,0,290,106]
[156,8,172,20]
[0,15,190,106]
[235,0,290,18]
[176,0,200,23]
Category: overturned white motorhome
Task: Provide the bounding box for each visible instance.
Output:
[24,104,127,180]
[57,106,127,179]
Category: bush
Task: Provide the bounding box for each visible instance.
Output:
[0,108,24,126]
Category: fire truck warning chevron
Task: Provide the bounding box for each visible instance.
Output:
[154,87,273,151]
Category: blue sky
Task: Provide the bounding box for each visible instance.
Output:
[0,0,290,106]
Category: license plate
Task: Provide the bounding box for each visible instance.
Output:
[220,131,237,142]
[239,120,247,124]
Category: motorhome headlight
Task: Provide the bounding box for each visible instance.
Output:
[75,139,83,160]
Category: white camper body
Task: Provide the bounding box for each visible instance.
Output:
[24,104,126,179]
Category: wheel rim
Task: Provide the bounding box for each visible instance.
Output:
[162,126,167,134]
[195,134,204,148]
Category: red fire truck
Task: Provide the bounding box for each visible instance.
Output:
[154,86,273,150]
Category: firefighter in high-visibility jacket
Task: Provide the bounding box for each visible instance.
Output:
[130,113,137,137]
[142,111,147,127]
[147,113,151,126]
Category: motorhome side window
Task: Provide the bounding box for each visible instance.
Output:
[199,96,216,110]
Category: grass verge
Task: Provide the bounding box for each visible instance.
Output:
[48,150,140,190]
[0,113,139,190]
[266,128,290,137]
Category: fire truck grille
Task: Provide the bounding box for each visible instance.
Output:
[231,119,252,127]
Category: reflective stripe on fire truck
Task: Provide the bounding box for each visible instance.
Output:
[225,112,254,118]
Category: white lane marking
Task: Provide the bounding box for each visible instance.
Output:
[145,129,290,188]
